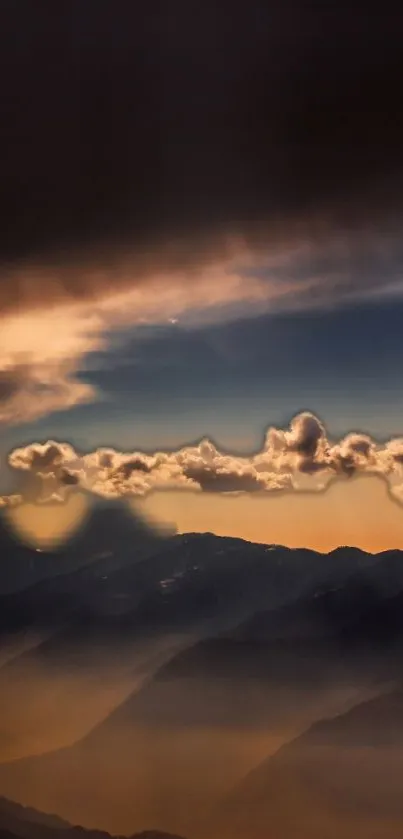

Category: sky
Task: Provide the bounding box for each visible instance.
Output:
[1,1,403,549]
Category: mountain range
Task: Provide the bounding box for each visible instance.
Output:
[0,502,166,596]
[0,795,185,839]
[1,503,403,837]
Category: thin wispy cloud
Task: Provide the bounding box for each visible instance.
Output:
[2,230,403,426]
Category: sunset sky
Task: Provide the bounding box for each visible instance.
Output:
[2,2,403,550]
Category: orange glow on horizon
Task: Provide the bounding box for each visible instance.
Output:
[5,492,89,549]
[3,475,403,554]
[137,475,403,553]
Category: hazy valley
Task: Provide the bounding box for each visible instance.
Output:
[1,504,403,838]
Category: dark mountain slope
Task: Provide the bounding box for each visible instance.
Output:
[0,534,400,835]
[0,544,392,837]
[0,795,185,839]
[0,538,382,765]
[0,502,164,597]
[0,535,381,645]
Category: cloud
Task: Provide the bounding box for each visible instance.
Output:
[5,412,403,507]
[0,362,96,426]
[3,230,403,426]
[0,253,293,425]
[1,2,403,274]
[1,2,403,319]
[1,3,403,426]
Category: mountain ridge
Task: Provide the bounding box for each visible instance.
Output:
[0,795,186,839]
[1,516,403,836]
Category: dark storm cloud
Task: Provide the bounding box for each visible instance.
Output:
[1,1,403,311]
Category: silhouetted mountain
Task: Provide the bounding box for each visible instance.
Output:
[0,831,185,839]
[0,533,381,646]
[236,548,403,638]
[0,502,174,635]
[0,547,394,759]
[0,797,70,835]
[0,515,61,596]
[211,688,403,839]
[0,539,394,837]
[1,531,403,836]
[0,535,331,773]
[149,546,403,698]
[0,535,386,758]
[0,796,117,839]
[0,503,164,597]
[0,795,186,839]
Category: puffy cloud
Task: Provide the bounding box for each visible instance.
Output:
[7,440,82,504]
[5,412,403,507]
[261,412,330,476]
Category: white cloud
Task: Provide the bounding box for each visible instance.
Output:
[5,412,403,506]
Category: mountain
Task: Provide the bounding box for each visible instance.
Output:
[0,796,186,839]
[0,797,70,835]
[0,541,394,837]
[210,687,403,839]
[219,547,403,681]
[0,502,164,596]
[0,515,61,596]
[0,832,184,839]
[0,535,382,763]
[156,545,403,703]
[0,535,380,644]
[0,529,402,834]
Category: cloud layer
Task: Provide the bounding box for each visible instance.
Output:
[0,253,292,424]
[2,3,403,427]
[2,2,403,271]
[4,412,403,508]
[3,231,403,426]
